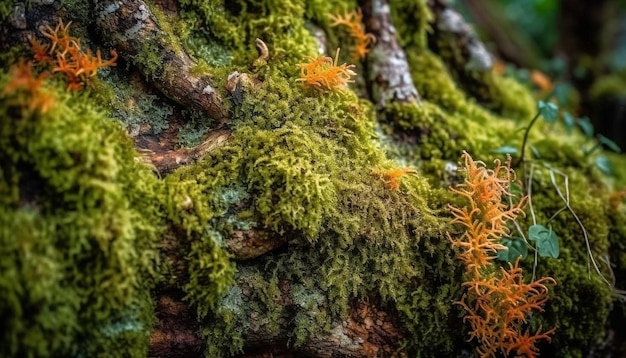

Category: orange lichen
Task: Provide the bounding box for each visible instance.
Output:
[296,48,356,91]
[459,258,557,358]
[448,151,556,357]
[370,167,418,191]
[31,19,117,90]
[530,70,553,94]
[2,60,55,113]
[328,9,376,60]
[29,35,51,64]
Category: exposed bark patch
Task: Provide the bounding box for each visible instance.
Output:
[149,293,204,358]
[360,0,421,107]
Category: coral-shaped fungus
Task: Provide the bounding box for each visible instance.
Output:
[296,48,356,91]
[2,60,55,113]
[447,151,556,358]
[29,19,117,91]
[328,9,376,60]
[370,167,418,191]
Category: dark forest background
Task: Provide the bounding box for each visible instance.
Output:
[460,0,626,149]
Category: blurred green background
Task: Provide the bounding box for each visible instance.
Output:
[456,0,626,149]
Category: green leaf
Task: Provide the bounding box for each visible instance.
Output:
[498,237,528,262]
[528,224,559,258]
[576,117,594,138]
[597,134,622,153]
[538,101,559,122]
[563,112,575,133]
[491,146,518,155]
[595,156,613,174]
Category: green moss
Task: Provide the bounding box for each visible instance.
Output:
[0,70,164,356]
[0,1,13,22]
[589,71,626,101]
[135,39,167,81]
[389,0,432,50]
[180,0,320,73]
[158,55,467,355]
[540,261,613,358]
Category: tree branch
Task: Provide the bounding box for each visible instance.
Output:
[92,0,227,122]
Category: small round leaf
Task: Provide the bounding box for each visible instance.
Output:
[528,224,560,258]
[498,237,528,262]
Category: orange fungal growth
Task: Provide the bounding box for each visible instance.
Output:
[530,70,553,94]
[370,167,418,191]
[447,151,556,357]
[296,48,356,91]
[448,152,527,270]
[328,8,376,60]
[31,19,117,90]
[2,60,55,114]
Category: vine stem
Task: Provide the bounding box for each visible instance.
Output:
[515,111,541,167]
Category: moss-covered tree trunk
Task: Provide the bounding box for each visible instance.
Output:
[1,0,626,357]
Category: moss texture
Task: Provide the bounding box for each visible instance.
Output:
[2,0,626,357]
[0,72,164,356]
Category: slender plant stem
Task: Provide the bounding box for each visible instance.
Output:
[515,111,541,167]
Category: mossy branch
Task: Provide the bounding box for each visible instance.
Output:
[92,0,227,122]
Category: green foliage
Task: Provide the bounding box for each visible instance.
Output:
[537,100,558,122]
[0,74,163,356]
[0,1,15,22]
[497,237,528,262]
[491,0,558,59]
[528,224,560,258]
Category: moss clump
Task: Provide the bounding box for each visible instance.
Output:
[179,0,319,73]
[159,50,465,354]
[163,2,626,356]
[0,70,164,356]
